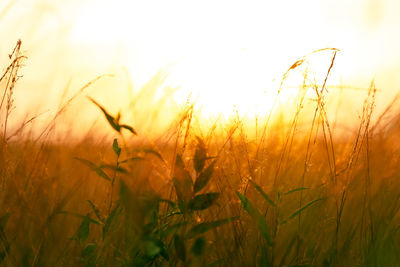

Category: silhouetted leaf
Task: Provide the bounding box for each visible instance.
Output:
[159,198,176,209]
[173,154,193,211]
[0,243,10,264]
[136,148,163,160]
[120,157,145,164]
[75,157,111,181]
[118,180,131,207]
[194,160,216,193]
[88,97,137,135]
[259,245,272,267]
[174,154,187,174]
[99,164,128,174]
[189,193,220,211]
[103,204,121,240]
[280,198,323,225]
[194,137,207,173]
[121,124,137,135]
[82,243,97,258]
[158,222,187,239]
[174,234,186,262]
[113,138,121,157]
[278,235,297,266]
[160,244,170,261]
[88,97,120,132]
[165,211,183,219]
[187,216,239,239]
[87,200,104,224]
[78,214,91,244]
[191,237,206,256]
[236,191,272,245]
[115,112,121,124]
[249,180,276,207]
[283,187,311,196]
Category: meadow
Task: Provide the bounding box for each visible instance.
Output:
[1,42,400,267]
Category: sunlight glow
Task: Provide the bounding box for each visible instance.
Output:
[2,0,400,134]
[67,0,349,119]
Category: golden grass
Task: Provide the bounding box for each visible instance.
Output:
[1,41,400,266]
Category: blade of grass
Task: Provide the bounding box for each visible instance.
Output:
[236,191,272,245]
[280,198,323,225]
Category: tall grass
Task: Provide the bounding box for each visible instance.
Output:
[1,42,400,267]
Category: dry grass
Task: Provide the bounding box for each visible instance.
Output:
[1,42,400,267]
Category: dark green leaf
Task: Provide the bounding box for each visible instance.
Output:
[278,235,297,266]
[165,211,183,218]
[259,245,273,267]
[236,191,272,245]
[194,137,207,173]
[120,156,145,164]
[121,124,137,135]
[280,198,323,225]
[160,249,169,261]
[0,244,10,264]
[78,214,91,244]
[118,180,131,208]
[75,157,111,181]
[159,198,176,209]
[113,138,121,157]
[174,234,186,262]
[82,243,97,258]
[115,112,121,124]
[187,216,239,239]
[99,164,128,174]
[173,178,193,213]
[189,193,220,211]
[283,187,311,196]
[249,180,276,207]
[160,245,170,261]
[87,200,104,224]
[88,97,120,133]
[173,154,193,211]
[175,153,186,171]
[133,148,164,160]
[158,222,187,239]
[103,204,121,240]
[194,160,216,193]
[88,97,137,135]
[191,237,206,256]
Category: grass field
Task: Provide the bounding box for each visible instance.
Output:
[1,42,400,267]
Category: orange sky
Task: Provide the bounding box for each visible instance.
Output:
[1,0,400,137]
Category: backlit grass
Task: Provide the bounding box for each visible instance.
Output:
[1,41,400,266]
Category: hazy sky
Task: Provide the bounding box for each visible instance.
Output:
[1,0,400,134]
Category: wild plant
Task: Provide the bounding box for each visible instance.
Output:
[69,99,236,266]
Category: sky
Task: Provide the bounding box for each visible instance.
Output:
[1,0,400,136]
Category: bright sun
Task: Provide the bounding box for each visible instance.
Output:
[0,0,375,132]
[66,0,349,119]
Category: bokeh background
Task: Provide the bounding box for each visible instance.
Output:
[1,0,399,138]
